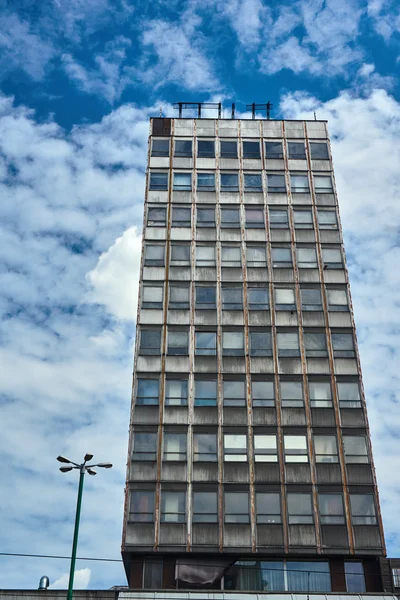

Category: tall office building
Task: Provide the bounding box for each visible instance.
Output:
[122,110,387,593]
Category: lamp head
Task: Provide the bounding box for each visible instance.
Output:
[57,455,72,464]
[84,453,94,462]
[97,463,113,469]
[86,468,97,476]
[59,466,73,473]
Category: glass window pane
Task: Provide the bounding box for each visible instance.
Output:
[193,433,217,460]
[277,333,299,356]
[281,381,303,407]
[173,172,192,190]
[265,141,283,158]
[140,330,161,355]
[248,287,269,309]
[163,433,186,461]
[221,208,240,227]
[244,173,262,191]
[304,332,327,356]
[149,172,168,190]
[193,491,217,522]
[250,331,272,356]
[225,491,249,522]
[169,285,190,308]
[291,174,309,192]
[130,490,154,522]
[310,142,329,160]
[152,139,169,157]
[195,331,216,355]
[221,173,239,190]
[314,435,338,463]
[318,210,338,228]
[319,493,344,524]
[197,172,215,190]
[197,207,215,226]
[322,248,342,265]
[271,247,292,266]
[327,289,348,308]
[143,559,163,588]
[196,246,215,266]
[256,493,281,523]
[297,247,318,267]
[223,331,244,354]
[343,436,368,463]
[161,491,185,522]
[252,380,275,407]
[254,435,277,462]
[332,333,354,352]
[224,380,246,403]
[137,379,159,405]
[269,208,288,227]
[148,206,166,226]
[247,246,267,266]
[314,175,333,192]
[243,141,260,158]
[309,381,332,407]
[275,288,296,308]
[246,208,264,227]
[198,140,215,157]
[145,244,164,265]
[143,285,163,308]
[222,287,243,309]
[220,141,237,158]
[195,379,217,406]
[287,493,313,523]
[174,140,192,157]
[294,210,313,227]
[165,380,188,406]
[350,494,376,524]
[345,562,366,593]
[288,142,306,159]
[133,432,157,461]
[338,382,361,407]
[301,288,322,309]
[172,206,191,227]
[196,286,216,308]
[267,174,286,192]
[287,561,330,591]
[222,246,241,266]
[171,244,190,263]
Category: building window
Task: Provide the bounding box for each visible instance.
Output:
[275,288,296,310]
[248,286,269,310]
[287,493,313,523]
[288,142,306,159]
[297,247,318,269]
[161,490,186,522]
[271,246,292,268]
[224,434,247,461]
[130,490,154,522]
[337,381,361,408]
[343,436,369,463]
[197,172,215,191]
[142,284,163,309]
[265,141,283,159]
[290,174,309,193]
[350,494,377,524]
[322,247,343,268]
[314,435,338,463]
[174,139,192,157]
[165,379,188,406]
[284,435,308,463]
[277,332,300,357]
[198,140,215,158]
[304,332,327,357]
[223,331,244,356]
[169,284,190,309]
[287,562,330,592]
[310,142,329,160]
[267,173,286,193]
[196,245,215,267]
[149,172,168,191]
[309,381,332,408]
[250,331,272,357]
[269,208,289,228]
[136,379,159,405]
[220,140,237,158]
[301,288,322,311]
[225,491,249,523]
[293,209,313,229]
[221,173,239,192]
[280,380,304,407]
[193,432,217,461]
[221,207,240,228]
[247,245,267,267]
[170,243,191,266]
[221,245,241,267]
[143,558,163,589]
[345,562,366,593]
[331,332,355,357]
[163,432,186,461]
[256,492,281,523]
[244,173,263,192]
[314,175,333,193]
[223,379,246,406]
[319,493,345,524]
[139,329,161,355]
[393,568,400,588]
[196,285,216,309]
[252,380,275,407]
[243,140,260,158]
[245,207,264,228]
[193,491,218,522]
[317,209,338,229]
[254,435,278,462]
[194,379,217,406]
[197,206,215,227]
[167,330,188,355]
[144,244,164,266]
[151,139,169,157]
[327,288,349,311]
[222,286,243,310]
[172,206,191,227]
[133,432,157,461]
[173,172,192,191]
[147,206,166,227]
[195,331,217,355]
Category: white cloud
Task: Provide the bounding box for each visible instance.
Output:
[220,0,269,50]
[281,88,400,554]
[367,0,400,39]
[86,226,142,321]
[0,13,55,81]
[50,568,91,590]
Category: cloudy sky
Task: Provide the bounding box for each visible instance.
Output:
[0,0,399,590]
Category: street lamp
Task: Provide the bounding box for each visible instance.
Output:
[57,453,112,600]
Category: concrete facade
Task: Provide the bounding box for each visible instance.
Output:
[121,116,386,593]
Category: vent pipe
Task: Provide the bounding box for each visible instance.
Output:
[38,576,50,591]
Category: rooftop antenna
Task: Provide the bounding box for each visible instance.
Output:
[159,106,163,117]
[245,102,273,120]
[314,111,317,121]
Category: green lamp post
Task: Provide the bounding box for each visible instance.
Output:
[57,453,112,600]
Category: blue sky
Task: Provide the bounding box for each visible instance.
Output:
[0,0,400,590]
